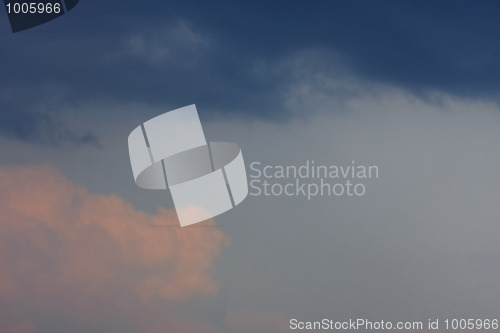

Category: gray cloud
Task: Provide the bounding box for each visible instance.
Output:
[202,82,500,322]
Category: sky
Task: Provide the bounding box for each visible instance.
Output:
[1,1,500,332]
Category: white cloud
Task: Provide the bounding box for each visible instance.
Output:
[125,20,212,65]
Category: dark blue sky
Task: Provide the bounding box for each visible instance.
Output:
[1,0,500,145]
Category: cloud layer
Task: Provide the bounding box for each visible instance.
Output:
[3,1,500,146]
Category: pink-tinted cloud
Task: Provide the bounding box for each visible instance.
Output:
[0,165,230,332]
